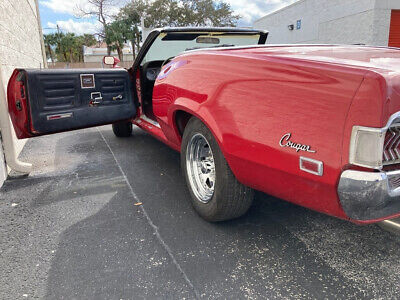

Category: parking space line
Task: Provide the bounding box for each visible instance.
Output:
[97,128,200,299]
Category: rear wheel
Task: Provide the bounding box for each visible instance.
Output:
[112,121,132,137]
[181,118,254,222]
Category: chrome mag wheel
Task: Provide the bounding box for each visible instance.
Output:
[186,133,216,203]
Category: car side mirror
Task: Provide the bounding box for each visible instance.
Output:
[103,56,120,68]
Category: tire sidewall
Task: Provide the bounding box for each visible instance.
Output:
[112,121,133,137]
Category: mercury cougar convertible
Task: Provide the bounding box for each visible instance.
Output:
[7,27,400,224]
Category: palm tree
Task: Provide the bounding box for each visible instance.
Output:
[43,34,57,63]
[79,34,97,62]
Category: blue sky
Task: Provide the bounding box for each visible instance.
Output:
[39,0,297,35]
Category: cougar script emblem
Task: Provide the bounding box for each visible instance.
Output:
[279,133,316,153]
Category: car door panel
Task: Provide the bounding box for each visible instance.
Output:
[8,68,135,139]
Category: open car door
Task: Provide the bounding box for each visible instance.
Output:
[7,68,135,139]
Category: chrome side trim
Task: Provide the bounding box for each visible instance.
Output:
[47,112,73,120]
[140,115,161,128]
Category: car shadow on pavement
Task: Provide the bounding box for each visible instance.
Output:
[1,127,400,299]
[48,127,400,299]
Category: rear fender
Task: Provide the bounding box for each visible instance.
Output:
[341,71,388,167]
[168,101,225,152]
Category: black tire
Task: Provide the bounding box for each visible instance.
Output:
[181,118,254,222]
[112,121,133,137]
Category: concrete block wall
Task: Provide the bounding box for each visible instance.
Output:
[0,0,46,187]
[254,0,400,46]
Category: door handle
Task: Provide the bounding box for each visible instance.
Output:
[112,94,123,101]
[90,92,103,106]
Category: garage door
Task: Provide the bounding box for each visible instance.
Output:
[389,10,400,48]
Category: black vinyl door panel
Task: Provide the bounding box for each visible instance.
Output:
[22,68,135,136]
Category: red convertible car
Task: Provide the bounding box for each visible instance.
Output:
[7,28,400,224]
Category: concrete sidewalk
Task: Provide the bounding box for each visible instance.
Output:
[1,126,400,299]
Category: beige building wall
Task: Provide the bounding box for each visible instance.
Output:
[83,54,134,63]
[0,0,46,186]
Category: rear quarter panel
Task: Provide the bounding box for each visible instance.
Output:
[153,51,366,219]
[341,71,400,169]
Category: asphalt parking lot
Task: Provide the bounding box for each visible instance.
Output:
[1,126,400,299]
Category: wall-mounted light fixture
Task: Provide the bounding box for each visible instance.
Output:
[296,20,302,30]
[288,24,294,31]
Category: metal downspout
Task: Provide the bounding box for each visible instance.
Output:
[0,66,32,175]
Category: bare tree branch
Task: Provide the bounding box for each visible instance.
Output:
[75,0,123,47]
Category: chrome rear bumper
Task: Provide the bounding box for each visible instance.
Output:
[338,170,400,221]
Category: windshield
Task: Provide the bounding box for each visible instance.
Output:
[141,32,261,65]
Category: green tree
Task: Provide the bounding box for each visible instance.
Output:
[142,0,182,27]
[117,5,142,58]
[43,32,97,63]
[58,33,77,62]
[77,0,119,53]
[105,20,129,61]
[121,18,141,60]
[119,0,147,22]
[44,33,58,63]
[77,0,115,37]
[180,0,239,27]
[120,0,239,29]
[76,34,98,62]
[81,34,98,48]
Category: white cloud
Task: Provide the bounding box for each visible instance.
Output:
[226,0,298,26]
[41,0,299,30]
[47,19,100,35]
[41,0,89,15]
[40,0,126,18]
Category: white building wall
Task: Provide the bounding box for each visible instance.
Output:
[83,45,135,63]
[0,0,46,186]
[254,0,400,46]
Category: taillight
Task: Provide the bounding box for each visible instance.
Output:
[349,126,385,169]
[349,113,400,170]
